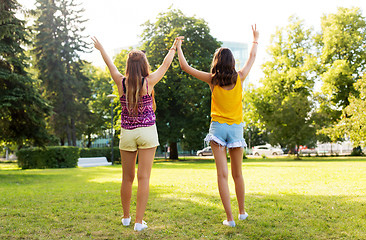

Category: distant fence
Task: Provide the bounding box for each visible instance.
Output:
[316,141,354,155]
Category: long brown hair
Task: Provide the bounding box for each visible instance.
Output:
[210,47,238,87]
[125,50,151,114]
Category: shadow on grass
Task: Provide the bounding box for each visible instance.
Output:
[0,172,71,185]
[154,156,366,164]
[122,185,366,240]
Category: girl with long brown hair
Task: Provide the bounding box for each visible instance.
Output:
[176,25,259,227]
[92,36,179,231]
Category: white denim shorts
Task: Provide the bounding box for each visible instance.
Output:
[119,124,159,151]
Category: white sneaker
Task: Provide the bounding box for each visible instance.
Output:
[134,221,148,231]
[223,220,236,227]
[121,217,131,226]
[238,212,249,220]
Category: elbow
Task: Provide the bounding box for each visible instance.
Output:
[180,63,189,73]
[180,64,187,72]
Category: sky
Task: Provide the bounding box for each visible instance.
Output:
[19,0,366,83]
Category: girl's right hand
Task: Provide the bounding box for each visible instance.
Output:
[91,36,103,51]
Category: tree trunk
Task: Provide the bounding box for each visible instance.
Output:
[66,122,72,146]
[296,144,300,159]
[71,118,76,146]
[330,143,333,155]
[87,134,92,148]
[169,142,178,160]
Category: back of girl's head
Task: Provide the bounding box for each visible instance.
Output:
[125,50,150,114]
[126,50,150,78]
[210,47,237,87]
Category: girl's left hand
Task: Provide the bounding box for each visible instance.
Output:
[252,24,259,42]
[175,36,184,49]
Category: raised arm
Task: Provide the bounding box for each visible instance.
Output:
[91,36,123,85]
[176,37,212,84]
[238,25,259,81]
[147,38,179,87]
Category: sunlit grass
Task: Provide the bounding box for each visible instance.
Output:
[0,157,365,239]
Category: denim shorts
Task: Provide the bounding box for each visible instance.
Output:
[204,121,247,148]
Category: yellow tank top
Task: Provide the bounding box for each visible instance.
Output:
[211,75,243,124]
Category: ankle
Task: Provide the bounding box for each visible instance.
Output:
[226,214,234,222]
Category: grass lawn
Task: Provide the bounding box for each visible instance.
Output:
[0,157,365,239]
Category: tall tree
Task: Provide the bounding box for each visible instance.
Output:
[82,64,113,148]
[316,7,366,132]
[0,0,50,148]
[244,16,317,157]
[33,0,89,146]
[334,74,366,147]
[140,9,220,159]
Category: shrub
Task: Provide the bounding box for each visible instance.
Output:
[79,147,121,164]
[17,146,79,169]
[243,151,247,159]
[350,147,363,156]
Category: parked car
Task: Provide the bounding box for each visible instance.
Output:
[196,147,212,156]
[296,145,319,155]
[252,145,283,156]
[299,148,317,154]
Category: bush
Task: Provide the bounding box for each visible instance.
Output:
[350,147,363,156]
[79,147,121,164]
[17,146,79,169]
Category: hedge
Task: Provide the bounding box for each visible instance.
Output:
[17,146,79,169]
[79,147,121,164]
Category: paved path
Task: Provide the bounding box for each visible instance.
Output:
[77,157,112,167]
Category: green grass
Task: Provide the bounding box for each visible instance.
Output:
[1,157,365,239]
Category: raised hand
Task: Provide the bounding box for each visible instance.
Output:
[175,36,184,49]
[91,36,103,51]
[252,24,259,42]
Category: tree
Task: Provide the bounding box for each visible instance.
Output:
[0,0,50,148]
[327,74,366,148]
[140,8,220,159]
[32,0,90,146]
[243,125,269,149]
[244,16,317,157]
[82,64,113,148]
[316,7,366,132]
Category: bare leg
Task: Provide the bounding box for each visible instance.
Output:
[211,142,234,221]
[135,147,156,224]
[229,147,245,214]
[120,150,138,219]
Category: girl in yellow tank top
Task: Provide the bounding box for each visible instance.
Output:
[211,74,243,125]
[176,25,259,227]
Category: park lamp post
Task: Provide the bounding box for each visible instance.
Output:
[107,94,117,164]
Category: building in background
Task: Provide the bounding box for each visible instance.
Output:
[222,41,249,89]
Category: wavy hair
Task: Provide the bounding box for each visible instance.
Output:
[210,48,238,87]
[125,50,153,114]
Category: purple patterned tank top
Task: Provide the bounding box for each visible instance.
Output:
[120,78,155,130]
